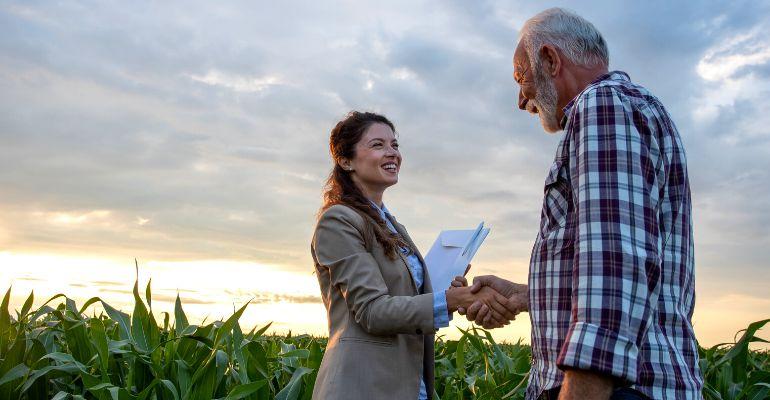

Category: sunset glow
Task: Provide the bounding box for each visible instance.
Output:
[1,1,769,354]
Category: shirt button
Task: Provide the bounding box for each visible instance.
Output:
[416,328,423,334]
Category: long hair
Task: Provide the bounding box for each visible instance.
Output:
[321,111,408,260]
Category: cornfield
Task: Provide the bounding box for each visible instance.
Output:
[0,277,767,399]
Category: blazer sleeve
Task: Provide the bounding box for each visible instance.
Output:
[313,205,435,336]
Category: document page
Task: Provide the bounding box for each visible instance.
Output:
[424,222,490,292]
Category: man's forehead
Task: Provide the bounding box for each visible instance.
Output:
[513,42,528,78]
[513,42,528,65]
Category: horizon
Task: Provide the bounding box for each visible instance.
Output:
[1,0,769,348]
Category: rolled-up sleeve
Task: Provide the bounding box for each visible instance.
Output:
[556,87,662,384]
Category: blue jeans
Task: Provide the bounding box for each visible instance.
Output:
[540,387,649,400]
[610,388,649,400]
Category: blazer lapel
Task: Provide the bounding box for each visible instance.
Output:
[385,213,430,294]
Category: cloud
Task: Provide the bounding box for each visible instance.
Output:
[1,0,769,345]
[188,70,286,93]
[697,28,770,82]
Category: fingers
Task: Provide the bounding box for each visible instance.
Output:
[466,299,512,329]
[481,308,510,328]
[473,287,516,320]
[470,287,521,328]
[451,276,468,288]
[461,282,525,329]
[486,296,516,321]
[476,305,509,329]
[482,319,508,329]
[469,275,492,294]
[493,292,519,320]
[457,306,466,315]
[465,300,484,321]
[505,294,526,316]
[474,304,489,325]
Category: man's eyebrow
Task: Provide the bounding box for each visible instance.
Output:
[514,62,528,82]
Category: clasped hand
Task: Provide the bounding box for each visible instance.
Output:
[446,274,528,329]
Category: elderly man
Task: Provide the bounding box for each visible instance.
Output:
[456,8,703,400]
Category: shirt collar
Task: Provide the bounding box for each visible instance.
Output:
[369,200,392,220]
[560,70,630,129]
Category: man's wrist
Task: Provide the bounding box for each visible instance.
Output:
[513,283,529,312]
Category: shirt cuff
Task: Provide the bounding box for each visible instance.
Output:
[556,321,639,384]
[432,290,450,329]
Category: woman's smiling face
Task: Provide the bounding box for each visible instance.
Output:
[346,122,401,196]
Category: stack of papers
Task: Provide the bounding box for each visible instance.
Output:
[424,222,490,292]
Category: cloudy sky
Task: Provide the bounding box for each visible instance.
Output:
[1,0,769,346]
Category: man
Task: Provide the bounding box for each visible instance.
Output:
[456,8,703,400]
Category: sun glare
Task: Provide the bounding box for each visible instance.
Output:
[0,252,328,335]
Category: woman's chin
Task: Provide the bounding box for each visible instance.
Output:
[382,177,398,188]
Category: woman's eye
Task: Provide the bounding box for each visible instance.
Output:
[372,142,382,148]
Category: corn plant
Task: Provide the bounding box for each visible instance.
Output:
[700,319,770,400]
[433,328,530,399]
[0,277,320,400]
[0,274,767,399]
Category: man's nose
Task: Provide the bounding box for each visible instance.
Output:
[518,89,527,110]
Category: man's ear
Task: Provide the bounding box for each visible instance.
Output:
[539,44,562,77]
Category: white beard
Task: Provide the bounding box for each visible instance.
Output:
[531,58,562,133]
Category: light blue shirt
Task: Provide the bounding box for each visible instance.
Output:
[371,202,450,400]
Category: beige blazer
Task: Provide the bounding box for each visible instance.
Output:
[311,204,437,400]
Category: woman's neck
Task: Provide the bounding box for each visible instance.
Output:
[357,183,385,208]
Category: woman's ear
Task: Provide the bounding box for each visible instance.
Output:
[338,158,353,171]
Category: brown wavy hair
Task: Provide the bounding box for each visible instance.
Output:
[321,111,409,260]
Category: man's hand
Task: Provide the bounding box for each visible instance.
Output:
[445,285,514,327]
[558,369,613,400]
[464,275,528,328]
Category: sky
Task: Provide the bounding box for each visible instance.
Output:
[1,0,769,347]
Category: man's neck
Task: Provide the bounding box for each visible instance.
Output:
[566,66,608,100]
[577,66,609,90]
[557,64,610,117]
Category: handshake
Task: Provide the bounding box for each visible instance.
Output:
[445,271,528,329]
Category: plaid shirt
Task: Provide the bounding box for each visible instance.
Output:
[526,71,703,400]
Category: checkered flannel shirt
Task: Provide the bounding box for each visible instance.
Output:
[526,71,703,399]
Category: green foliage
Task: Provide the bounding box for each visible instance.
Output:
[433,328,530,399]
[0,278,767,399]
[700,319,770,400]
[0,278,316,400]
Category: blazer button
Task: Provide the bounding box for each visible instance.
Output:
[416,328,423,334]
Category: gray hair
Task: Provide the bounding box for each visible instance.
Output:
[519,8,609,68]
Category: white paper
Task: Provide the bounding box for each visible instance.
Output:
[424,222,490,292]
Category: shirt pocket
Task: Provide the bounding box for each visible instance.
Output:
[539,159,572,238]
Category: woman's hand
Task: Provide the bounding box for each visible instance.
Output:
[445,284,513,328]
[448,264,471,290]
[449,277,469,313]
[448,264,470,314]
[464,276,528,328]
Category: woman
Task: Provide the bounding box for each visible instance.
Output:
[311,111,512,400]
